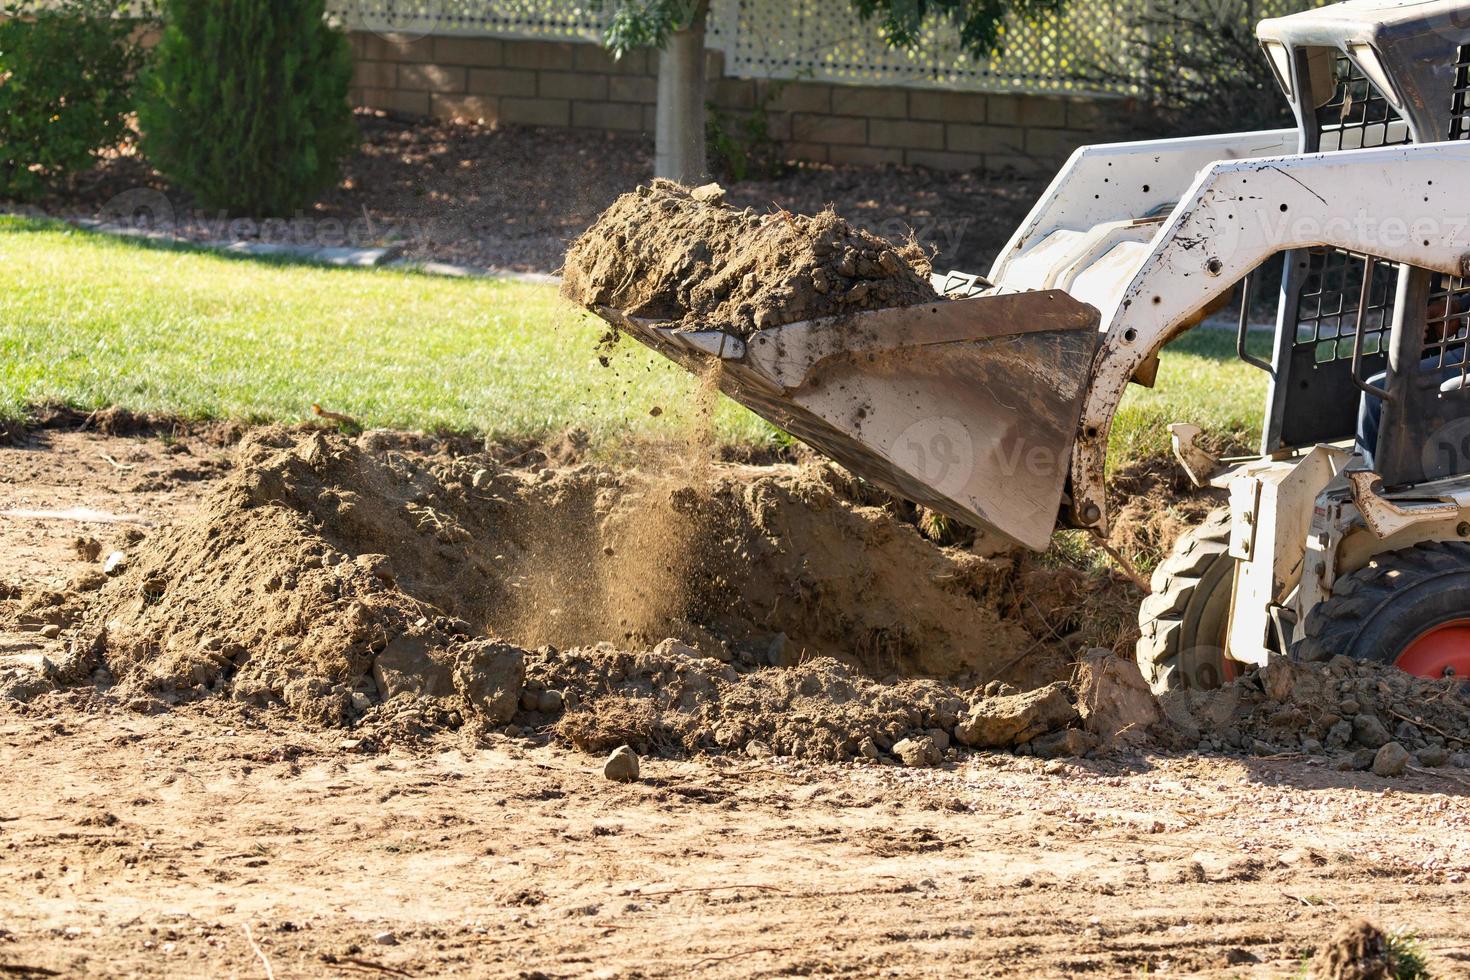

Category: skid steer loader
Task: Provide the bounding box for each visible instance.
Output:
[588,0,1470,693]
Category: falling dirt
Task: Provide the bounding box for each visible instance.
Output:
[560,180,938,337]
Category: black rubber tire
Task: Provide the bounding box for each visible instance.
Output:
[1297,540,1470,670]
[1136,509,1238,693]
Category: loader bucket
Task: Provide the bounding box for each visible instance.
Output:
[593,290,1100,551]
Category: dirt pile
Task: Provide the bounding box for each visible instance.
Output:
[51,428,1102,731]
[1161,655,1470,767]
[1311,919,1420,980]
[560,180,938,337]
[521,642,1088,763]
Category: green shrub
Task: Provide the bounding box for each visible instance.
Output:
[0,0,145,201]
[1087,0,1296,140]
[136,0,355,217]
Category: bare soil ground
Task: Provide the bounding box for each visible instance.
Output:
[2,115,1042,276]
[2,426,1470,977]
[5,698,1470,979]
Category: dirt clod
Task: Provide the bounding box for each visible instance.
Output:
[892,735,942,768]
[1372,741,1410,778]
[561,180,937,337]
[603,744,640,782]
[953,683,1078,749]
[1313,919,1395,980]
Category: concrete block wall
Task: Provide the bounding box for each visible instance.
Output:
[348,32,1106,175]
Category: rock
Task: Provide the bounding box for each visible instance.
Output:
[452,639,525,724]
[1416,744,1448,768]
[1450,751,1470,769]
[604,745,640,782]
[1372,741,1410,778]
[689,182,725,204]
[1031,728,1098,759]
[373,635,455,700]
[68,570,107,592]
[856,736,880,760]
[1222,948,1260,966]
[38,624,61,640]
[892,736,942,768]
[953,683,1079,749]
[1072,649,1160,748]
[372,931,398,946]
[349,691,372,713]
[652,637,699,660]
[745,739,773,759]
[1338,698,1360,716]
[925,728,950,752]
[520,689,540,711]
[102,552,128,576]
[1259,658,1295,702]
[1155,690,1201,745]
[1326,719,1353,748]
[537,689,564,714]
[0,670,55,704]
[1352,714,1391,749]
[1300,738,1324,755]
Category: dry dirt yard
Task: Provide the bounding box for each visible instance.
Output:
[2,427,1470,978]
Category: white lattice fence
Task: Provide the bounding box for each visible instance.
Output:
[327,0,1324,95]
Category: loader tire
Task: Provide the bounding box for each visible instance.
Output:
[1136,509,1239,693]
[1297,541,1470,680]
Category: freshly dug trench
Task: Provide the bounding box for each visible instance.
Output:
[560,179,938,337]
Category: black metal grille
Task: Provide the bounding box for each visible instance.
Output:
[1293,248,1397,363]
[1453,45,1470,140]
[1315,54,1413,150]
[1419,276,1470,396]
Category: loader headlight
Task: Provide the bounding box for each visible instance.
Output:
[1349,43,1403,109]
[1263,41,1294,99]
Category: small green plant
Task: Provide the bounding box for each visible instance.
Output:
[136,0,355,217]
[705,84,784,182]
[0,0,147,200]
[1383,930,1431,980]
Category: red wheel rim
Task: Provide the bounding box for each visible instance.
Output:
[1394,618,1470,679]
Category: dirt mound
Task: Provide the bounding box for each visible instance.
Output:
[518,643,1092,763]
[1160,656,1470,766]
[65,428,1091,729]
[1311,919,1411,980]
[560,180,937,337]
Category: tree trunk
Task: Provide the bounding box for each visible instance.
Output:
[654,0,710,184]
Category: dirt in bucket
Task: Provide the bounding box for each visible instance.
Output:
[559,179,939,337]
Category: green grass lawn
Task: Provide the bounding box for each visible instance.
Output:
[0,215,1268,464]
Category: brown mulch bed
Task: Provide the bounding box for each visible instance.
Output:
[4,109,1043,276]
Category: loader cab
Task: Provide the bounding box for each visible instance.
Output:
[1253,0,1470,487]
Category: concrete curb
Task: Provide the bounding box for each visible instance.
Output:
[23,213,566,285]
